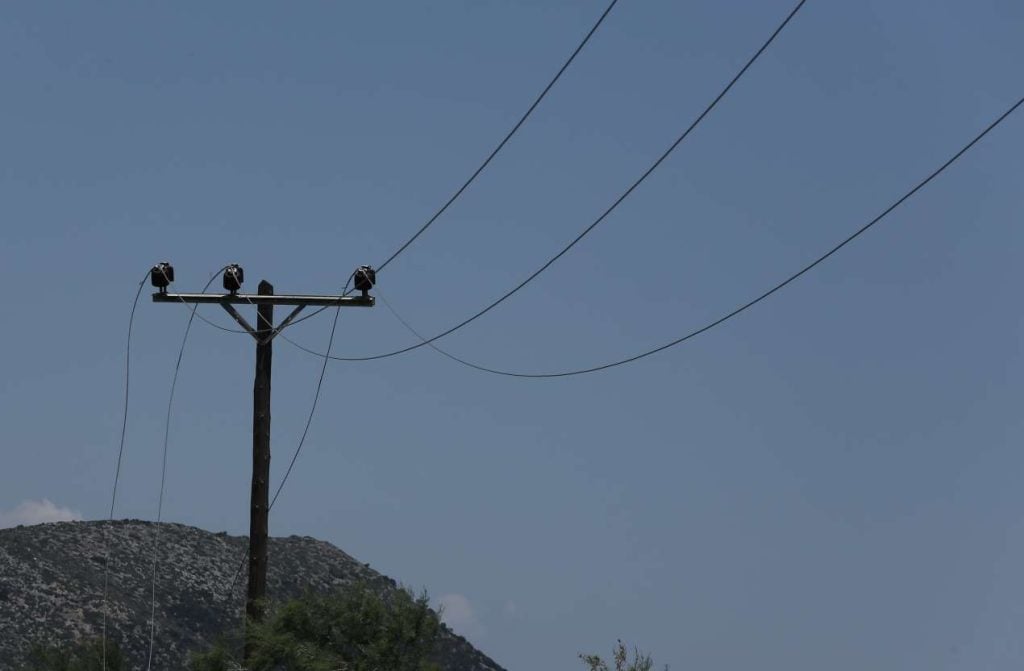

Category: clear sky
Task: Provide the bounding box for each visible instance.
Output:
[1,2,1022,669]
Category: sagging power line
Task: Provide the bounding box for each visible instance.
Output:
[161,1,622,340]
[283,0,809,364]
[375,0,622,274]
[101,272,147,671]
[375,94,1024,378]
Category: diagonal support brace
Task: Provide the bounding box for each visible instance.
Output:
[261,305,305,345]
[220,303,306,344]
[221,303,260,341]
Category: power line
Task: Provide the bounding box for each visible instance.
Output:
[161,3,619,342]
[375,0,622,274]
[378,95,1024,378]
[275,0,622,334]
[270,290,347,512]
[102,272,147,671]
[143,272,215,670]
[256,0,623,355]
[285,0,809,364]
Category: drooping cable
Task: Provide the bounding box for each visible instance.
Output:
[268,0,623,342]
[144,270,220,669]
[375,0,622,274]
[101,272,148,671]
[270,289,347,512]
[378,95,1024,378]
[178,3,618,341]
[285,0,809,364]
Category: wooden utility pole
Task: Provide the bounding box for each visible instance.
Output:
[247,280,274,629]
[149,263,375,665]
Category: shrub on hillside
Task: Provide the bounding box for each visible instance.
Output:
[20,638,123,671]
[190,582,442,671]
[579,640,666,671]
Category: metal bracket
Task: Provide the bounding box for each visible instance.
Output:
[153,292,374,307]
[218,303,305,344]
[220,304,260,341]
[157,289,371,343]
[262,305,305,345]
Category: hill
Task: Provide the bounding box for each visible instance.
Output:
[0,520,504,671]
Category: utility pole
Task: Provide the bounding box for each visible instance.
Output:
[248,279,273,630]
[149,262,375,662]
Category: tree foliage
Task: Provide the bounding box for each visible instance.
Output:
[579,640,666,671]
[190,582,442,671]
[19,590,663,671]
[19,638,123,671]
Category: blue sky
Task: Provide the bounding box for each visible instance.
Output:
[1,1,1022,669]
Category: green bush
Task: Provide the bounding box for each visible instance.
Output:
[20,638,123,671]
[190,582,441,671]
[579,640,666,671]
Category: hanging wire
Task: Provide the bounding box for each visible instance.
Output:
[183,2,622,340]
[143,269,222,669]
[375,0,622,273]
[101,271,148,671]
[375,94,1024,378]
[282,0,810,364]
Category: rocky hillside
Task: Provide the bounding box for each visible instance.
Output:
[0,520,504,671]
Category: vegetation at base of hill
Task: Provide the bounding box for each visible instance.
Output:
[190,582,442,671]
[18,638,123,671]
[19,583,664,671]
[579,640,667,671]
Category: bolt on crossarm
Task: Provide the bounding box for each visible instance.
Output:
[149,262,374,663]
